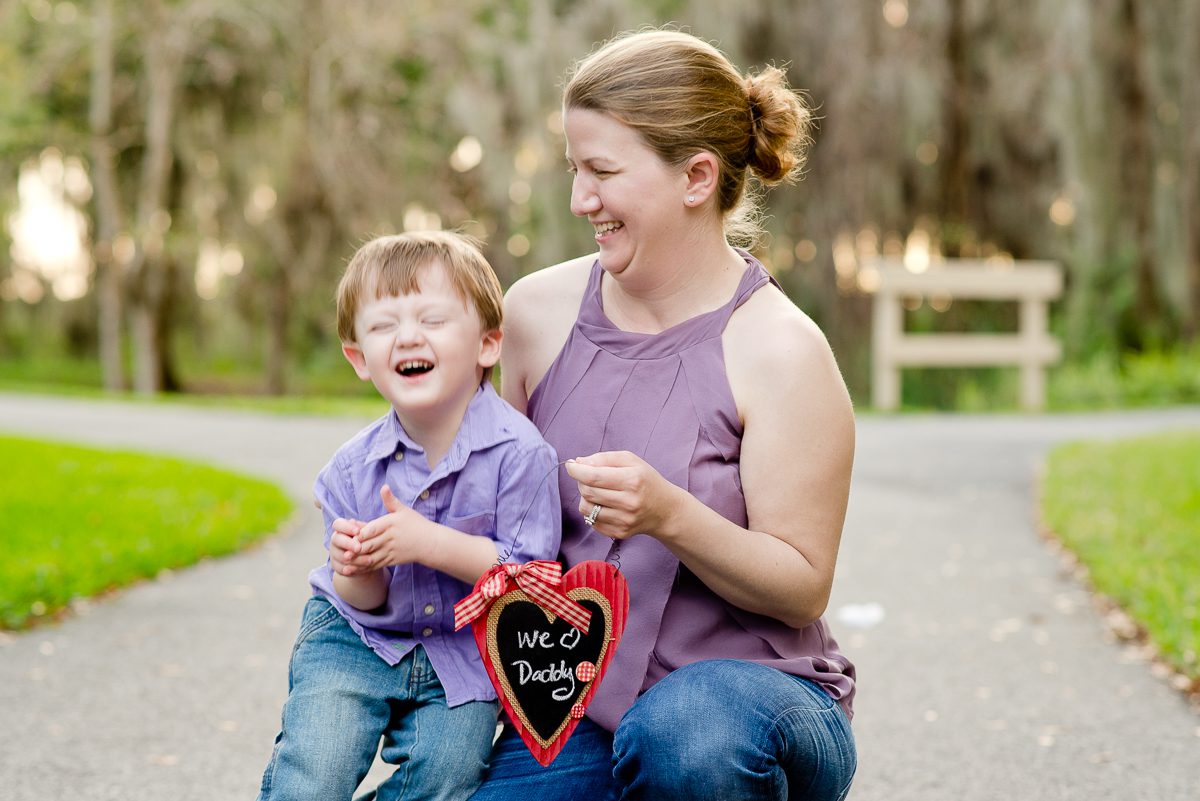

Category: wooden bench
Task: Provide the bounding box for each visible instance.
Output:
[868,258,1064,411]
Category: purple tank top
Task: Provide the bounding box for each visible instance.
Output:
[528,251,856,730]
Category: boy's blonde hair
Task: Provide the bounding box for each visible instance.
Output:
[336,231,503,344]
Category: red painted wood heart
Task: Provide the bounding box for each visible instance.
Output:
[471,560,629,766]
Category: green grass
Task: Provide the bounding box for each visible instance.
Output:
[1040,432,1200,681]
[0,434,294,629]
[0,352,386,416]
[0,378,389,418]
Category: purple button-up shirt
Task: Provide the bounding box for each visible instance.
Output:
[309,384,561,707]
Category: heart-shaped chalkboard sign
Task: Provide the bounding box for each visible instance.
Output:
[472,560,628,766]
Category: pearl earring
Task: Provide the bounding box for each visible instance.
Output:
[687,195,696,204]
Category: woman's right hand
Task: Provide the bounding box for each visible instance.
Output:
[565,451,687,541]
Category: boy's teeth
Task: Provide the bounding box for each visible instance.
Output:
[398,360,434,376]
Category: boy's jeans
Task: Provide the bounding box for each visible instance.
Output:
[470,659,856,801]
[257,596,499,801]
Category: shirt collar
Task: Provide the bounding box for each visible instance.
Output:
[361,383,517,468]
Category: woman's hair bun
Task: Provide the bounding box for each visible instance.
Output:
[743,66,812,185]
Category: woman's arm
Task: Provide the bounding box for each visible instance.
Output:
[565,288,854,628]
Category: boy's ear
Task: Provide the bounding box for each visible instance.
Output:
[341,342,372,381]
[478,328,502,369]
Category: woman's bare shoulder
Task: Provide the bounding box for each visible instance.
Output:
[506,253,597,311]
[724,284,852,421]
[501,253,598,408]
[726,284,832,365]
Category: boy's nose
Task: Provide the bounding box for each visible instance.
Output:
[393,320,424,345]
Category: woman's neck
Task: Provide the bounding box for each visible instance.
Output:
[602,235,748,334]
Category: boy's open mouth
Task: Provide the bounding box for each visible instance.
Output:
[397,360,434,377]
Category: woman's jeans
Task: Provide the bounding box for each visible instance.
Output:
[257,596,499,801]
[469,659,856,801]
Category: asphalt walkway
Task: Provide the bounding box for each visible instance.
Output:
[1,393,1198,800]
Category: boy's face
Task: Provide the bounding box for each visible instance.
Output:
[342,261,500,426]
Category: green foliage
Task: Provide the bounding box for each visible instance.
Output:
[0,3,90,162]
[0,6,40,155]
[1,1,1198,404]
[3,342,1196,414]
[0,433,294,629]
[882,346,1200,412]
[905,299,1018,335]
[1041,433,1200,681]
[1049,346,1200,410]
[896,366,1019,411]
[0,353,105,390]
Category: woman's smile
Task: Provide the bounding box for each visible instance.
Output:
[565,107,689,277]
[592,220,624,240]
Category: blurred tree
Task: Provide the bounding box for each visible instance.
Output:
[209,1,340,395]
[1,0,1197,400]
[0,0,88,360]
[1114,0,1165,349]
[123,0,193,394]
[1190,0,1200,338]
[89,0,124,390]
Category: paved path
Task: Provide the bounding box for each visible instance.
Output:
[1,393,1198,800]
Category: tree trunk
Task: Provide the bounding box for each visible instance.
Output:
[1116,0,1164,348]
[940,0,972,255]
[265,271,290,396]
[129,5,184,395]
[157,252,181,392]
[89,0,127,392]
[1184,2,1200,341]
[129,305,156,393]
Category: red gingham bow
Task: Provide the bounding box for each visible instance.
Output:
[454,560,592,632]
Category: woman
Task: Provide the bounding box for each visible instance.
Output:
[475,29,856,801]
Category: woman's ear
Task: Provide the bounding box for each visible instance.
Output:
[683,151,720,207]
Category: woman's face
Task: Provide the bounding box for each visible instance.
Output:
[564,108,690,281]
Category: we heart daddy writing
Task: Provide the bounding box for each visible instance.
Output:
[455,560,629,765]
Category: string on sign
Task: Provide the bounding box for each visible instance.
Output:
[496,458,622,570]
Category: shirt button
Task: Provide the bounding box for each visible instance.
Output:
[421,627,433,637]
[420,490,430,500]
[423,604,435,615]
[394,451,404,461]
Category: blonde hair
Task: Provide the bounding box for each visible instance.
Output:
[336,231,503,344]
[564,30,812,245]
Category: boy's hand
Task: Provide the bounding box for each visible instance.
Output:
[343,486,434,572]
[329,517,368,576]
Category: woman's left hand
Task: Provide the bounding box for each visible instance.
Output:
[565,451,685,540]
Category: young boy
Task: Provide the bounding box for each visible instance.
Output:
[257,231,561,801]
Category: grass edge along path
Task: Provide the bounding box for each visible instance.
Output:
[0,433,293,629]
[1039,430,1200,695]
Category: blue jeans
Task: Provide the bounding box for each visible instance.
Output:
[469,659,856,801]
[258,596,500,801]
